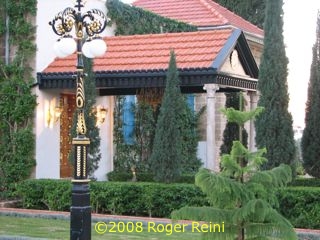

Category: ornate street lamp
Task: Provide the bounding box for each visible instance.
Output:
[49,0,107,239]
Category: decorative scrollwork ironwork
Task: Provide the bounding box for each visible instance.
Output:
[49,3,107,38]
[82,9,107,37]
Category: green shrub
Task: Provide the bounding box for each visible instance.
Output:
[107,171,194,183]
[16,179,71,211]
[289,178,320,187]
[277,187,320,229]
[16,179,320,229]
[107,171,133,181]
[17,179,207,218]
[91,182,209,217]
[106,171,155,182]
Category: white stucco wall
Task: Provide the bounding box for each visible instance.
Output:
[94,96,114,180]
[34,88,61,179]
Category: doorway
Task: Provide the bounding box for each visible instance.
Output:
[60,94,76,178]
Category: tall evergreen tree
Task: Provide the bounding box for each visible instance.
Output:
[220,92,248,156]
[177,97,203,174]
[209,1,263,160]
[70,57,101,177]
[150,51,183,183]
[134,100,156,172]
[255,0,296,171]
[301,13,320,178]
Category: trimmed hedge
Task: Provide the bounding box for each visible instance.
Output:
[107,171,195,183]
[16,179,207,217]
[16,179,320,229]
[289,178,320,187]
[277,187,320,229]
[16,179,71,211]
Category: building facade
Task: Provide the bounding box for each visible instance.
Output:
[33,0,263,180]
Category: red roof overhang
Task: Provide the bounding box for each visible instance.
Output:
[38,28,258,95]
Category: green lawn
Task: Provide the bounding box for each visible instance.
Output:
[0,216,202,240]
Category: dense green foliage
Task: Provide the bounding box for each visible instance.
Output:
[107,171,195,183]
[15,179,320,230]
[277,187,320,229]
[69,57,101,177]
[301,14,320,178]
[16,179,208,218]
[178,98,203,174]
[113,94,202,177]
[255,0,296,171]
[112,97,156,175]
[215,0,265,29]
[0,0,37,194]
[289,178,320,187]
[150,52,183,183]
[106,0,197,36]
[133,101,156,172]
[173,106,297,240]
[113,96,133,172]
[220,92,248,155]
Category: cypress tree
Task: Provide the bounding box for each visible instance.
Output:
[255,0,296,171]
[220,92,248,155]
[301,13,320,178]
[150,51,183,183]
[178,97,203,174]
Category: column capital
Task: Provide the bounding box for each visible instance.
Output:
[248,91,259,104]
[203,84,219,98]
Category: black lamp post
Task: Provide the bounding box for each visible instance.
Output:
[49,1,107,239]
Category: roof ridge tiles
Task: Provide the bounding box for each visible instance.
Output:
[133,0,263,37]
[106,27,233,39]
[199,0,228,25]
[210,1,263,34]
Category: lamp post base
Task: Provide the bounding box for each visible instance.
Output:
[70,181,91,240]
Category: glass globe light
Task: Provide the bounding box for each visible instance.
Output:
[58,36,77,56]
[82,40,95,58]
[53,39,69,58]
[89,38,107,57]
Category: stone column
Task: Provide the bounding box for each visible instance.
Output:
[203,84,219,171]
[249,91,259,152]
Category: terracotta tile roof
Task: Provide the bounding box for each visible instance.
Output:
[43,28,235,73]
[132,0,263,37]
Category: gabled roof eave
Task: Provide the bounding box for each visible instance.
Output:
[211,28,259,78]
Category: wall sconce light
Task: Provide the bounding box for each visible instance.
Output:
[94,106,108,126]
[45,106,62,127]
[54,106,62,122]
[46,109,52,127]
